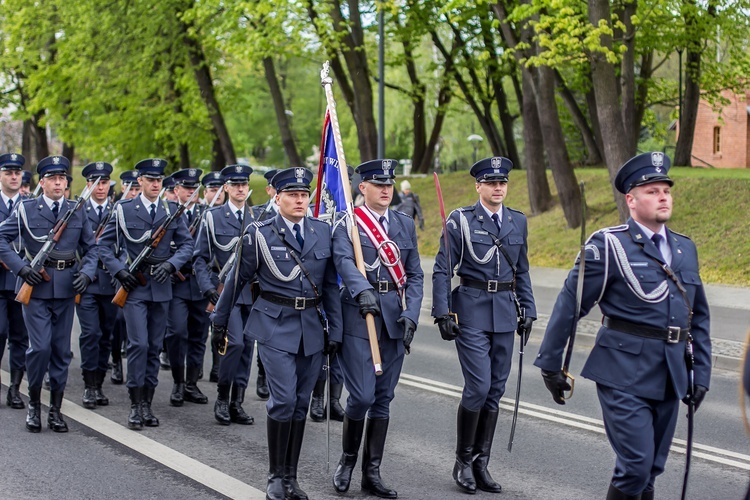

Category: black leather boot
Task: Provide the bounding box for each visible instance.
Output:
[328,382,345,422]
[361,417,397,499]
[229,385,254,424]
[141,386,159,427]
[214,383,231,425]
[183,365,208,404]
[256,356,269,399]
[472,408,501,493]
[283,419,309,500]
[48,391,69,432]
[309,379,325,422]
[333,414,365,493]
[26,386,42,433]
[209,348,220,383]
[128,386,143,430]
[266,416,292,500]
[82,370,97,409]
[95,370,109,406]
[111,358,124,384]
[453,405,480,494]
[170,365,185,406]
[606,483,641,500]
[7,369,25,409]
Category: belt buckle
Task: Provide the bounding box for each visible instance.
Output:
[294,297,305,310]
[149,265,157,276]
[378,281,389,294]
[56,260,66,271]
[667,326,681,343]
[487,280,498,293]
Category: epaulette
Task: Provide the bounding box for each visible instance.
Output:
[118,197,134,204]
[459,205,475,211]
[392,210,412,219]
[506,207,525,216]
[669,229,692,240]
[598,224,628,234]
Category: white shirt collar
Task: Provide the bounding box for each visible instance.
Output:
[281,216,304,236]
[633,220,666,241]
[42,194,63,210]
[479,201,503,221]
[1,192,20,206]
[139,193,158,209]
[90,199,107,211]
[228,201,244,214]
[364,205,389,225]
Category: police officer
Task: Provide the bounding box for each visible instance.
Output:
[249,168,277,400]
[77,161,119,409]
[98,158,194,430]
[331,159,424,498]
[212,167,342,500]
[116,170,141,202]
[20,169,32,197]
[0,155,98,433]
[194,165,256,425]
[162,175,177,202]
[164,168,211,406]
[535,152,711,500]
[201,170,227,382]
[0,153,29,409]
[432,157,536,494]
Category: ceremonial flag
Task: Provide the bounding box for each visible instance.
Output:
[314,110,347,220]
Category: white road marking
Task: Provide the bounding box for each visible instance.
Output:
[1,369,265,500]
[399,372,750,471]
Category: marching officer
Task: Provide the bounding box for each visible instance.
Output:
[201,170,226,382]
[535,152,711,500]
[194,165,256,425]
[98,158,194,430]
[212,167,342,500]
[248,168,277,400]
[165,168,210,406]
[77,161,119,409]
[116,170,140,201]
[432,157,536,494]
[0,153,29,409]
[331,159,424,499]
[0,155,98,432]
[20,169,32,197]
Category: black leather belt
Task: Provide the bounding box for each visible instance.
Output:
[260,292,321,310]
[44,258,77,270]
[603,317,689,343]
[369,281,398,293]
[460,278,513,293]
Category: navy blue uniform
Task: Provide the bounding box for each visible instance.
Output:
[535,220,711,496]
[97,196,193,390]
[0,197,97,392]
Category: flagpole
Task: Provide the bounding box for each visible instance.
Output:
[321,61,383,376]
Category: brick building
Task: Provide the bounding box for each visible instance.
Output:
[683,89,750,168]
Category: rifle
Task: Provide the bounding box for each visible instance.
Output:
[321,60,382,376]
[433,172,457,325]
[561,182,587,398]
[507,306,527,452]
[31,182,42,198]
[16,177,101,305]
[111,188,199,308]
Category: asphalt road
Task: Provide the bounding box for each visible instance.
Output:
[1,262,748,499]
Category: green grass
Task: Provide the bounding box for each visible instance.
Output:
[403,168,750,286]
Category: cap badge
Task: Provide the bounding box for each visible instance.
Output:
[381,159,392,175]
[235,166,243,173]
[152,159,160,167]
[52,157,61,165]
[10,154,17,161]
[491,157,501,168]
[295,167,305,180]
[96,162,104,170]
[651,152,664,167]
[189,168,197,177]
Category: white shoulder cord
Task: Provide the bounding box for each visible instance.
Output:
[255,228,301,282]
[205,211,240,252]
[115,204,151,244]
[604,231,669,303]
[335,212,381,272]
[17,202,48,243]
[458,210,497,264]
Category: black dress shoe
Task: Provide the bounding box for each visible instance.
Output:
[111,359,124,384]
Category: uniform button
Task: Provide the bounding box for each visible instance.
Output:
[671,316,675,321]
[618,343,623,347]
[670,294,674,298]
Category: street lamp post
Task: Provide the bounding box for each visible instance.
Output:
[467,134,483,166]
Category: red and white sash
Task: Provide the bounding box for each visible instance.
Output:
[353,206,407,292]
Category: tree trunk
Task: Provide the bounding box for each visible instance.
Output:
[618,0,639,155]
[585,88,605,159]
[62,143,75,164]
[416,80,452,173]
[535,65,581,228]
[588,0,630,221]
[521,70,553,215]
[31,111,49,162]
[179,143,191,170]
[22,119,33,165]
[183,34,236,165]
[674,49,701,166]
[555,70,602,165]
[263,57,303,167]
[212,136,225,172]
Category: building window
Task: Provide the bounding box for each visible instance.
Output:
[713,126,721,154]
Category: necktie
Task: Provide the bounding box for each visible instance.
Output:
[97,205,103,222]
[236,209,243,224]
[491,213,501,232]
[187,209,193,225]
[379,216,388,234]
[149,203,156,221]
[7,199,13,212]
[293,223,304,248]
[52,201,59,219]
[651,233,663,257]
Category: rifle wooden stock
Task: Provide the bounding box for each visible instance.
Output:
[75,294,81,305]
[205,282,224,313]
[176,270,187,282]
[112,286,128,308]
[15,282,33,305]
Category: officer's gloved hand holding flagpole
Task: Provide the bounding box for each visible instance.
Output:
[320,60,382,376]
